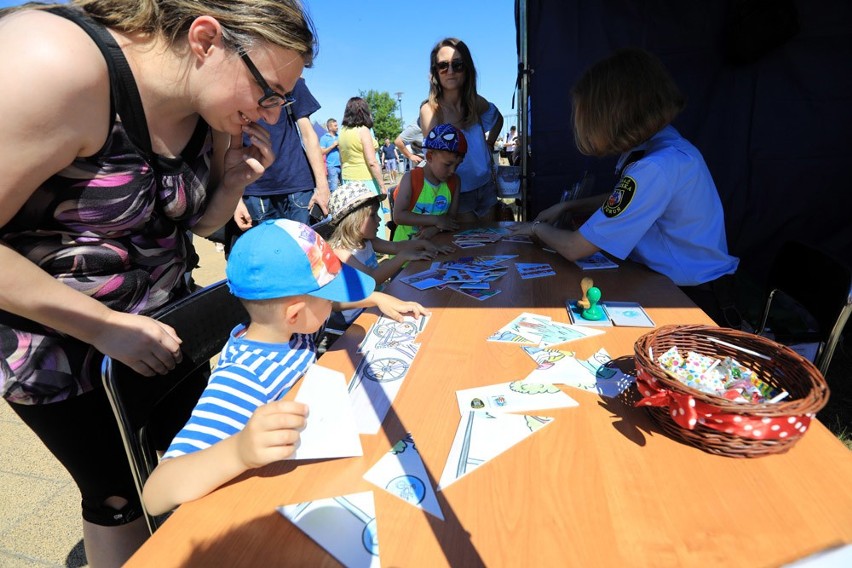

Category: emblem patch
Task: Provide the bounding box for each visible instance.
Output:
[602,176,636,218]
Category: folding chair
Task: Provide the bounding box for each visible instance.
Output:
[101,280,248,534]
[756,240,852,376]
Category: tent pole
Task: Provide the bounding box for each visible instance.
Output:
[518,0,529,221]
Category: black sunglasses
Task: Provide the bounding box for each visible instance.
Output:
[238,50,295,109]
[435,59,465,73]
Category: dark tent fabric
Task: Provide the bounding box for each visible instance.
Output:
[523,0,852,284]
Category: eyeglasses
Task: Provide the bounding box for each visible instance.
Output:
[238,50,295,109]
[435,59,465,74]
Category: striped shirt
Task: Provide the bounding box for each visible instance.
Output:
[162,324,316,459]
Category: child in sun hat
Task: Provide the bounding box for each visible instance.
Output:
[392,123,465,242]
[143,219,427,516]
[327,181,448,286]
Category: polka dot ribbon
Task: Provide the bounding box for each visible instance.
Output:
[634,368,811,440]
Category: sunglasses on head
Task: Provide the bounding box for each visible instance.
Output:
[435,59,465,73]
[238,49,295,109]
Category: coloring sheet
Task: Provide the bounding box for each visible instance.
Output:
[522,346,635,398]
[455,381,579,415]
[278,491,379,568]
[488,312,603,347]
[438,411,554,490]
[287,365,362,460]
[363,433,444,520]
[358,314,429,354]
[487,312,549,344]
[348,342,420,434]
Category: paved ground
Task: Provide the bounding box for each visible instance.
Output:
[0,237,226,568]
[1,235,848,566]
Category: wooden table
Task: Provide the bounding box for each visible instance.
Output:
[128,229,852,567]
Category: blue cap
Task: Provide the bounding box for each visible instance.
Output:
[226,219,375,302]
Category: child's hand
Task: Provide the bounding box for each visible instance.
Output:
[415,226,441,240]
[372,291,431,322]
[434,216,459,232]
[236,401,308,469]
[400,248,436,262]
[436,243,456,255]
[412,239,440,254]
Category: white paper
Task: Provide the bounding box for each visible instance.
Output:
[358,314,429,353]
[438,411,554,490]
[455,380,578,415]
[603,302,655,327]
[363,433,444,520]
[278,491,379,568]
[522,347,635,398]
[574,252,619,270]
[348,343,420,434]
[287,365,362,460]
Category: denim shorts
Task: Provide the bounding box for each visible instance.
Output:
[458,180,498,219]
[243,190,313,225]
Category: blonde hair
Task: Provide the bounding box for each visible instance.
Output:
[12,0,317,65]
[571,48,685,156]
[328,203,374,251]
[426,38,480,128]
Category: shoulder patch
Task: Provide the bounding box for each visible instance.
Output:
[602,176,637,218]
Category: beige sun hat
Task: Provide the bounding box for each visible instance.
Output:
[328,181,387,225]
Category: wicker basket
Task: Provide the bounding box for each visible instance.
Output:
[633,325,829,458]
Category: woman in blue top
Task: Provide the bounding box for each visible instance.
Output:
[510,48,740,327]
[420,38,503,223]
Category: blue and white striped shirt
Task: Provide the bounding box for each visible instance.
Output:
[162,324,316,459]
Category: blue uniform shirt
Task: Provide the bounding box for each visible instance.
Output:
[320,132,340,168]
[579,126,739,286]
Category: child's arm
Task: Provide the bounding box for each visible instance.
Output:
[367,239,435,284]
[392,178,460,233]
[336,243,431,286]
[142,400,308,515]
[334,291,429,323]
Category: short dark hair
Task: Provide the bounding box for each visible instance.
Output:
[342,97,373,128]
[571,48,685,156]
[326,118,337,127]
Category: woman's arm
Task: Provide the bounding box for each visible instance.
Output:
[509,222,600,261]
[192,124,275,237]
[0,12,183,376]
[420,102,439,140]
[359,127,386,194]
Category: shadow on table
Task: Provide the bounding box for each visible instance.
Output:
[595,355,665,447]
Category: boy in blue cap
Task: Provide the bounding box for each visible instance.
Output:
[143,219,426,515]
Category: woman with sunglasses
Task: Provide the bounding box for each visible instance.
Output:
[420,38,504,223]
[0,1,314,564]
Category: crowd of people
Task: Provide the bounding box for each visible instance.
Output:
[0,1,738,566]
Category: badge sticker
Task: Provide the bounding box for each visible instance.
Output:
[602,176,636,218]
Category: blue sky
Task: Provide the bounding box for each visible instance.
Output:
[1,0,520,136]
[301,0,519,135]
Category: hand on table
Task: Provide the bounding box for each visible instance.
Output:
[508,221,536,236]
[535,201,570,224]
[371,291,430,322]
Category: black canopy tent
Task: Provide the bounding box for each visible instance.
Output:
[514,0,852,283]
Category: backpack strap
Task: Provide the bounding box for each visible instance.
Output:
[394,167,426,211]
[448,174,460,200]
[408,167,425,209]
[46,6,155,161]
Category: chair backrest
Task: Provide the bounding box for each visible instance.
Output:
[101,279,248,533]
[760,240,852,375]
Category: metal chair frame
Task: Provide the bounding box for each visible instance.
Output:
[756,241,852,376]
[101,280,248,534]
